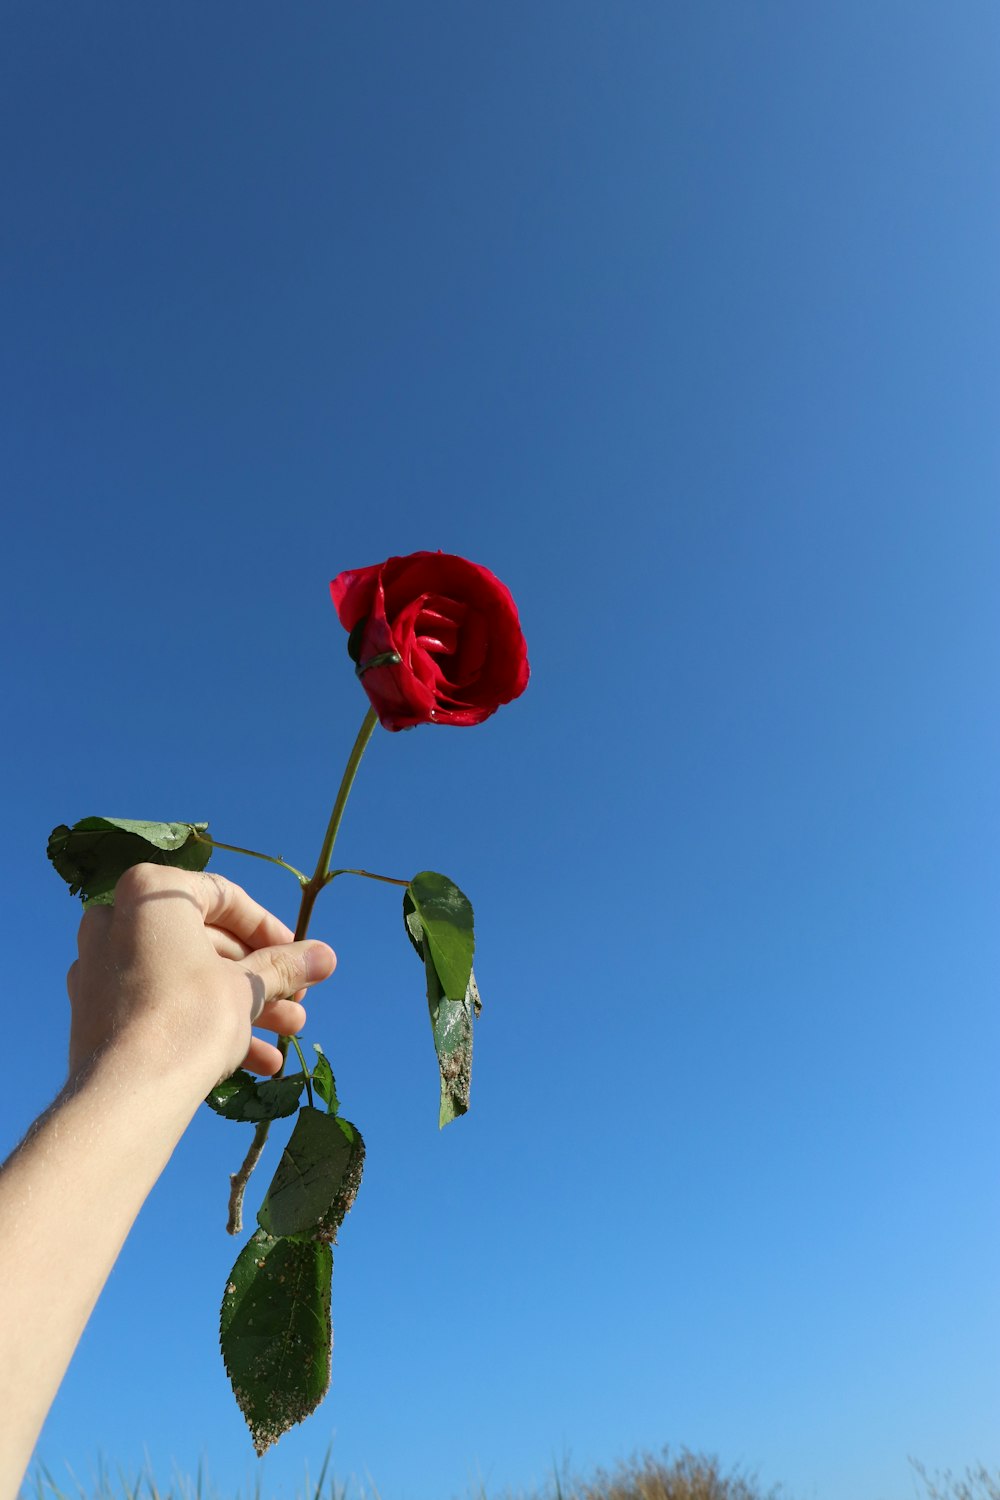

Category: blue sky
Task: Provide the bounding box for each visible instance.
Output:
[2,4,998,1498]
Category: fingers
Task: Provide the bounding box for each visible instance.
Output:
[208,927,310,1005]
[76,904,113,959]
[240,940,336,1010]
[207,925,252,961]
[253,997,308,1036]
[191,872,296,950]
[111,867,316,994]
[243,1035,285,1076]
[114,865,295,950]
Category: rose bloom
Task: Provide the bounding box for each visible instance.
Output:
[330,551,529,731]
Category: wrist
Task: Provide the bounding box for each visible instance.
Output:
[70,1018,225,1123]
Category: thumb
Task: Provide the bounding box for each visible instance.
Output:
[240,940,336,1014]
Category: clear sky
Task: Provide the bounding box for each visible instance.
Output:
[2,5,998,1498]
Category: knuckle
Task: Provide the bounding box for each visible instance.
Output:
[203,870,236,903]
[114,862,165,900]
[270,948,301,996]
[248,950,290,1000]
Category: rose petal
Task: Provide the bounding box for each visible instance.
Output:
[330,551,528,730]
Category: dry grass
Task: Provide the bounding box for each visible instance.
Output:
[25,1448,776,1500]
[524,1448,782,1500]
[910,1463,1000,1500]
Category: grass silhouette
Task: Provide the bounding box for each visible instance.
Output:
[22,1447,1000,1500]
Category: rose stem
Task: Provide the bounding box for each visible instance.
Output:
[288,1036,315,1108]
[326,867,411,888]
[187,830,309,887]
[226,705,380,1234]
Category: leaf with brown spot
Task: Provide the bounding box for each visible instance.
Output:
[404,888,479,1128]
[219,1228,332,1455]
[256,1107,363,1240]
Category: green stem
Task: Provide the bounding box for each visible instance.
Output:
[289,1036,315,1108]
[188,829,308,886]
[326,867,411,889]
[291,705,381,940]
[226,705,380,1234]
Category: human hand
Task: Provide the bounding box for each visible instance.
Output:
[66,864,336,1091]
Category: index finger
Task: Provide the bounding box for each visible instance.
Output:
[192,872,296,950]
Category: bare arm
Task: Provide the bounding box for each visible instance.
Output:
[0,864,336,1498]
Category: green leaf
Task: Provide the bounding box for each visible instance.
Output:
[47,816,211,907]
[257,1107,365,1240]
[220,1228,332,1456]
[311,1044,340,1115]
[405,871,475,1000]
[206,1070,306,1123]
[404,892,479,1128]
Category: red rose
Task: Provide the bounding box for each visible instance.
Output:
[329,552,529,731]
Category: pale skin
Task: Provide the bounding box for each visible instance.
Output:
[0,864,337,1499]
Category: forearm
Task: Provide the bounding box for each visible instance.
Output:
[0,1038,209,1498]
[0,865,334,1497]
